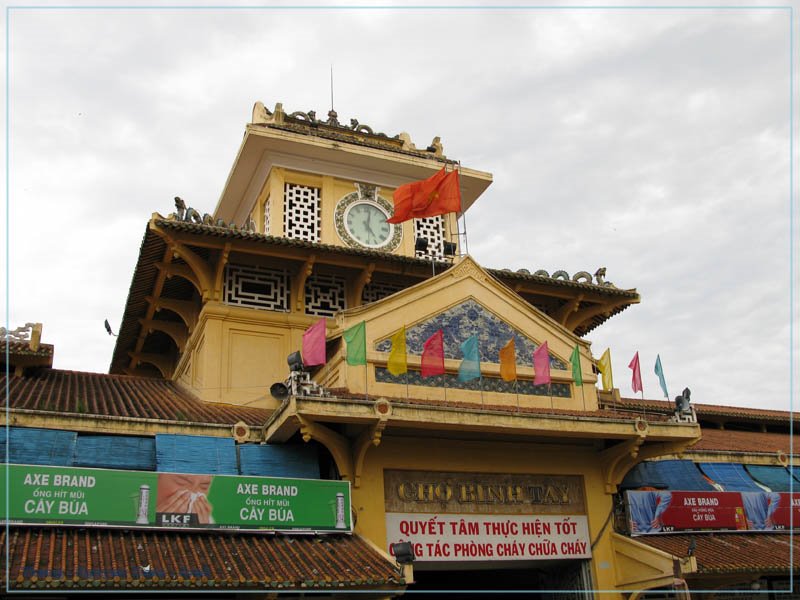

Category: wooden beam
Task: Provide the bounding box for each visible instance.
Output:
[293,255,316,312]
[146,296,199,333]
[349,263,375,308]
[139,318,188,353]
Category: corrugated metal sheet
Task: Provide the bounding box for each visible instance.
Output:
[239,443,319,479]
[700,463,764,492]
[621,460,715,491]
[74,435,156,471]
[1,427,76,466]
[155,434,237,474]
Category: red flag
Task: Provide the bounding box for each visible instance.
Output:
[387,167,461,224]
[628,351,643,393]
[533,341,551,385]
[302,318,327,366]
[421,329,445,377]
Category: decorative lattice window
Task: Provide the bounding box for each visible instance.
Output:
[263,195,271,235]
[224,264,290,311]
[362,282,404,304]
[305,273,346,317]
[284,183,320,242]
[414,216,444,259]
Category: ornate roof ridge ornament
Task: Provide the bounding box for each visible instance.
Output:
[0,322,43,350]
[250,101,445,158]
[501,266,616,288]
[168,197,256,233]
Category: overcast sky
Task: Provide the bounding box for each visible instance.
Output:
[4,2,796,411]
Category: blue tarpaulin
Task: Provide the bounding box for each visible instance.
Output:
[746,465,794,492]
[155,434,238,474]
[620,460,715,491]
[74,435,156,471]
[239,444,320,479]
[699,463,763,492]
[0,427,76,466]
[788,465,800,485]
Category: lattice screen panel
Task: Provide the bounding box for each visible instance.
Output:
[414,216,444,259]
[263,196,271,235]
[362,282,404,304]
[284,183,320,242]
[224,264,290,311]
[305,273,347,317]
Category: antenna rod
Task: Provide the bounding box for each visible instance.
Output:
[330,65,334,112]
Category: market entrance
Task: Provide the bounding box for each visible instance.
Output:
[407,559,593,598]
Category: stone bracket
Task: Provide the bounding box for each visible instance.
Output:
[297,414,353,482]
[600,435,646,494]
[294,255,316,312]
[352,404,390,488]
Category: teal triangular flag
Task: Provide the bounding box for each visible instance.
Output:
[458,335,481,383]
[654,354,669,399]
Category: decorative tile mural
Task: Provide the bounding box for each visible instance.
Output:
[375,368,572,398]
[374,299,568,370]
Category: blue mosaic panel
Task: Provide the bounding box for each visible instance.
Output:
[374,299,567,369]
[375,368,571,397]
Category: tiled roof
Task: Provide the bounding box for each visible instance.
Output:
[111,219,638,374]
[152,218,639,298]
[110,224,169,375]
[689,429,792,455]
[2,369,270,427]
[0,340,54,358]
[613,396,791,424]
[2,527,403,591]
[639,533,799,574]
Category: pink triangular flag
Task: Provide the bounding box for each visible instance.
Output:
[533,341,551,385]
[628,351,643,394]
[302,318,327,366]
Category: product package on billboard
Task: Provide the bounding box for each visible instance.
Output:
[2,464,351,533]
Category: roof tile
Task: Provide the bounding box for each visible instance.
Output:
[2,369,270,427]
[2,527,403,591]
[690,428,792,454]
[638,533,799,574]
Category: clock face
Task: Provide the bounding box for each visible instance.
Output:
[334,185,402,251]
[344,202,393,248]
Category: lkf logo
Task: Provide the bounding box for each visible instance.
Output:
[157,512,198,526]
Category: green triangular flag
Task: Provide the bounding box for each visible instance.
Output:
[343,321,367,366]
[570,344,583,386]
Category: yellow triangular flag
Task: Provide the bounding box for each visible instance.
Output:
[387,326,408,376]
[499,338,517,382]
[597,348,614,391]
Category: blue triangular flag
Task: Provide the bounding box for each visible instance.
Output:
[458,335,481,383]
[654,354,669,399]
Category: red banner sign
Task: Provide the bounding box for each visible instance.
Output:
[627,490,800,535]
[627,491,746,534]
[769,493,800,530]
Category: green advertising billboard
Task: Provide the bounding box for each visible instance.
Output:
[1,464,351,533]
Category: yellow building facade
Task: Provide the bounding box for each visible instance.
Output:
[10,101,790,597]
[102,101,707,596]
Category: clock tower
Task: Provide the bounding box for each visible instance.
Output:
[214,102,493,261]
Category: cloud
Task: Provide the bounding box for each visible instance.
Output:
[6,6,794,411]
